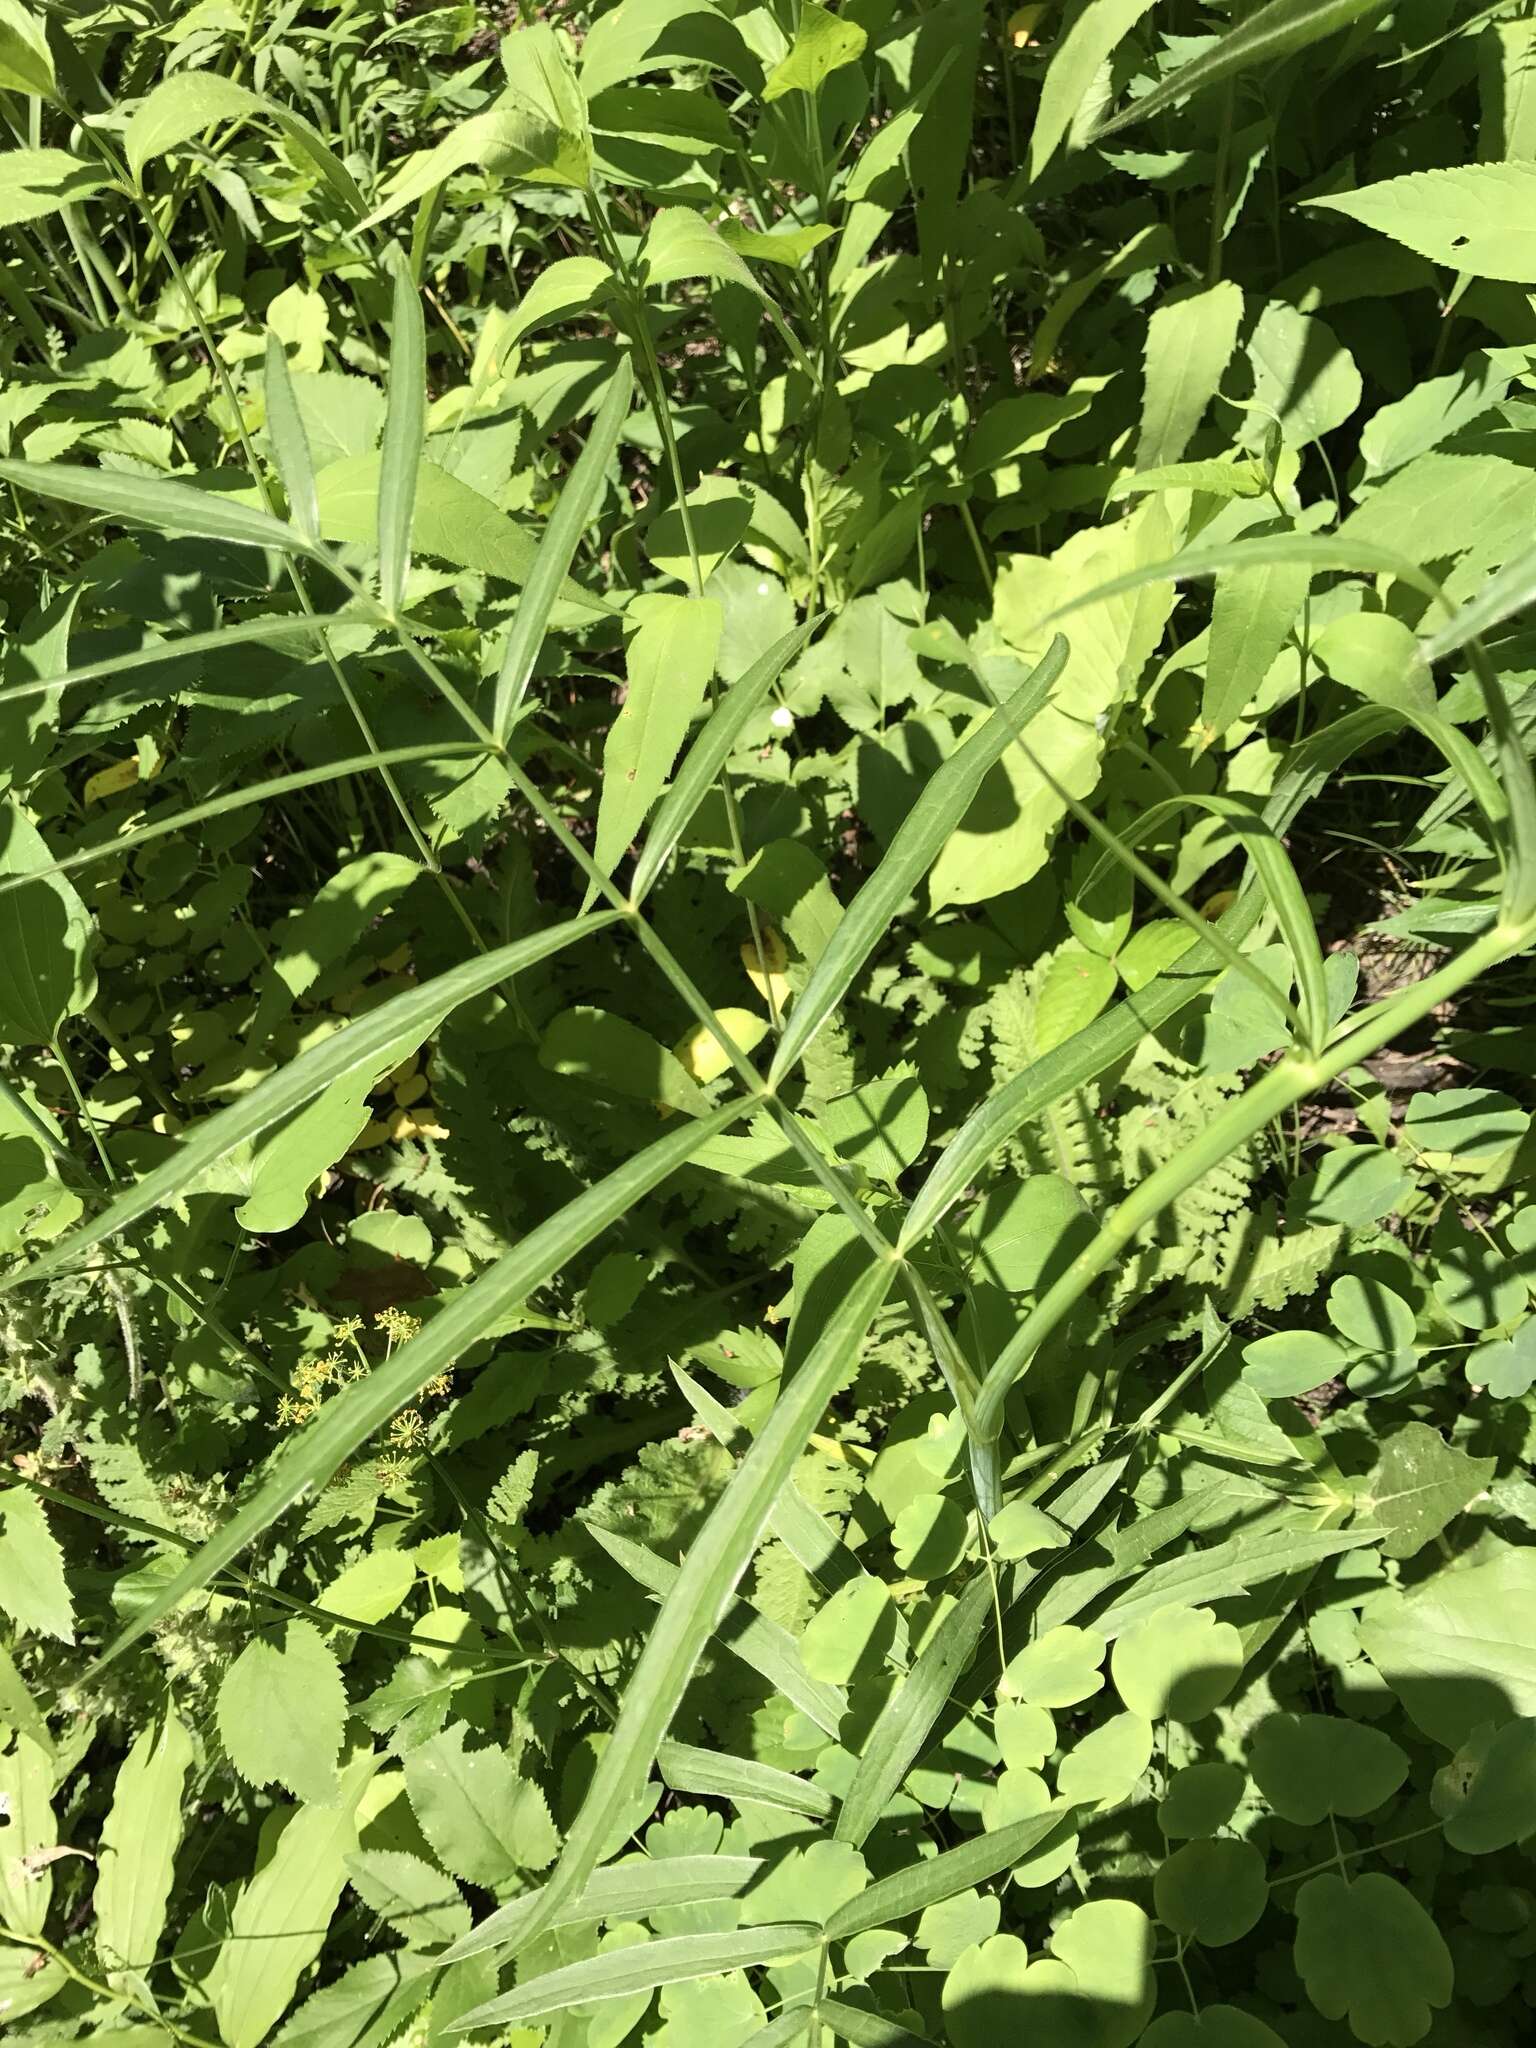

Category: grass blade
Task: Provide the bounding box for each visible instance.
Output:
[443,1853,767,1965]
[377,247,426,616]
[631,620,819,902]
[502,1249,896,1960]
[490,355,634,740]
[92,1098,750,1670]
[455,1926,819,2030]
[0,457,307,553]
[1,912,620,1297]
[768,636,1068,1085]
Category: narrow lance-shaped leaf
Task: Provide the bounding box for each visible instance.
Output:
[94,1713,195,1979]
[0,456,308,553]
[768,636,1068,1084]
[587,1522,846,1733]
[1096,0,1386,138]
[0,746,484,904]
[444,1853,769,1965]
[2,912,620,1298]
[631,620,818,901]
[263,331,319,540]
[492,355,634,739]
[0,615,354,717]
[93,1096,751,1670]
[836,1571,992,1847]
[824,1806,1079,1941]
[502,1250,896,1960]
[377,246,426,615]
[656,1739,835,1818]
[456,1926,819,2031]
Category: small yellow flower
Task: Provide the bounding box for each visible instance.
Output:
[346,1358,369,1381]
[333,1316,364,1343]
[423,1373,452,1400]
[388,1409,426,1449]
[375,1307,422,1345]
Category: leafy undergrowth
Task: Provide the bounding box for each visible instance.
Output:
[4,1,1536,2045]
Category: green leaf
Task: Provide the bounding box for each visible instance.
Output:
[817,1064,929,1187]
[1203,560,1310,734]
[658,1740,835,1817]
[1096,0,1386,137]
[1141,2013,1284,2048]
[999,1623,1106,1708]
[377,249,426,617]
[124,70,263,180]
[540,1005,708,1116]
[1432,1717,1536,1854]
[835,1572,990,1846]
[491,355,633,736]
[1245,303,1361,447]
[1249,1711,1407,1823]
[2,913,616,1298]
[217,1620,347,1806]
[769,636,1067,1084]
[0,456,305,552]
[94,1715,195,1979]
[457,1925,819,2030]
[0,0,55,99]
[1293,1873,1453,2045]
[1307,162,1536,282]
[1137,280,1244,471]
[0,1732,55,1935]
[800,1573,898,1688]
[762,1,867,102]
[405,1722,558,1888]
[631,621,817,901]
[364,22,590,224]
[0,1487,73,1642]
[1055,1711,1153,1810]
[1110,1604,1243,1723]
[264,331,319,541]
[825,1805,1078,1942]
[1362,1423,1495,1561]
[1153,1839,1268,1948]
[503,254,615,349]
[92,1096,747,1668]
[590,1522,847,1732]
[0,803,95,1047]
[643,204,764,298]
[345,1849,468,1950]
[1091,1527,1380,1636]
[988,1502,1069,1562]
[445,1850,770,1964]
[592,594,722,886]
[1029,0,1156,178]
[207,1755,376,2048]
[1158,1762,1245,1840]
[1360,1546,1536,1747]
[0,147,108,226]
[1240,1329,1349,1400]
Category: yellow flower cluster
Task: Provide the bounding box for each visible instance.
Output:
[278,1312,454,1490]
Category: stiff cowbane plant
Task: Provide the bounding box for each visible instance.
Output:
[4,0,1536,2043]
